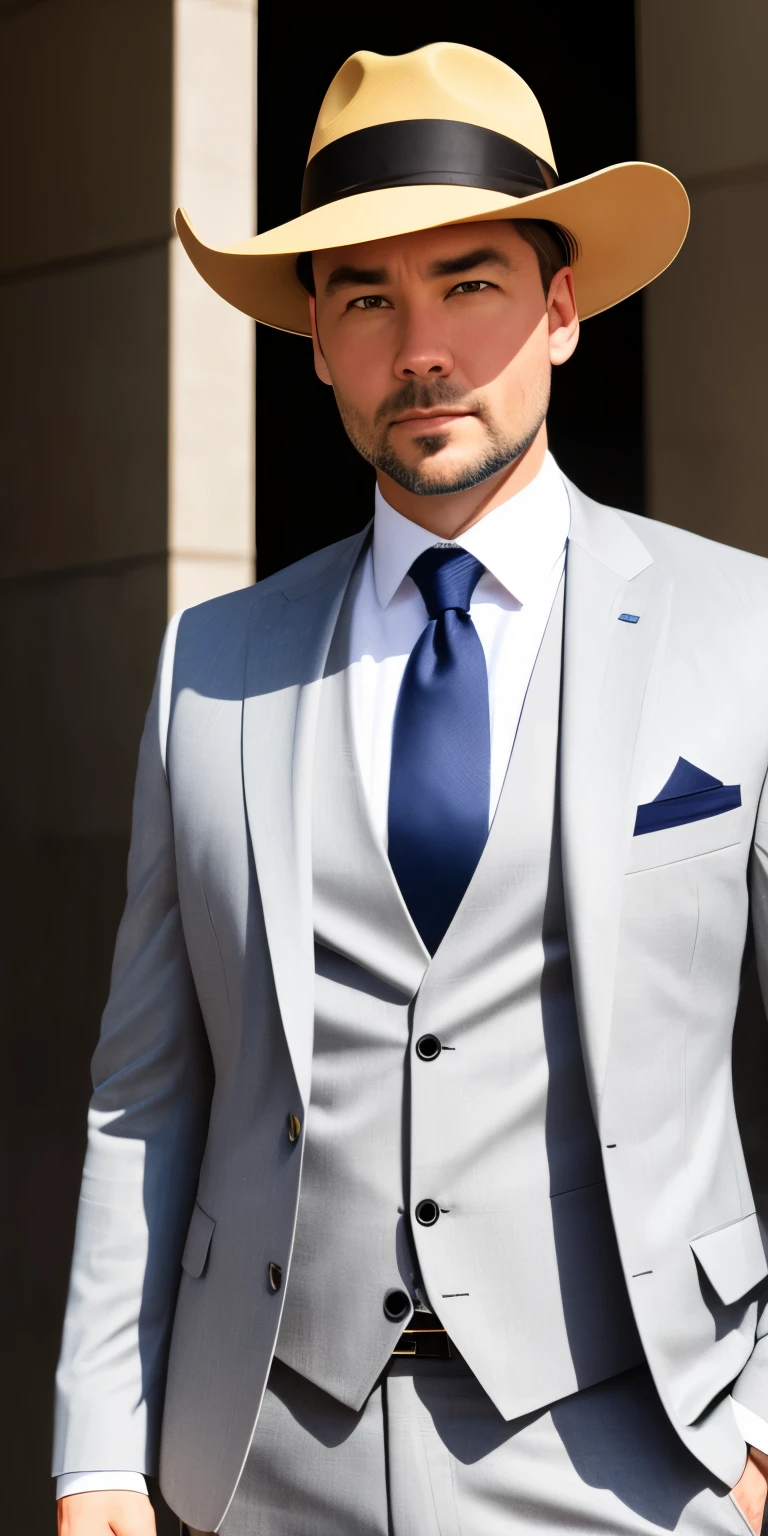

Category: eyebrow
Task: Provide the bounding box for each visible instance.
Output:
[427,246,513,278]
[323,246,514,297]
[324,264,389,295]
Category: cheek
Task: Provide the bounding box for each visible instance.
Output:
[326,336,392,418]
[454,306,549,396]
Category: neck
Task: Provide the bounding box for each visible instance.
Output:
[376,422,548,539]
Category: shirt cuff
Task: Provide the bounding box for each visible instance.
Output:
[56,1471,149,1500]
[731,1397,768,1455]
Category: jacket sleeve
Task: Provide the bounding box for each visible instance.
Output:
[53,617,213,1476]
[731,770,768,1427]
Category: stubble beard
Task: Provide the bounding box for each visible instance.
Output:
[334,375,551,497]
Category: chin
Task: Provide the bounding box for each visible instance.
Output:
[412,457,475,487]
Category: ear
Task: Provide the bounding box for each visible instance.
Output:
[309,296,333,386]
[547,268,579,367]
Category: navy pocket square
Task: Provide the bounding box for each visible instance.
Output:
[634,757,741,836]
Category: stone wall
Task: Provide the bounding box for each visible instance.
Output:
[0,2,255,1528]
[638,0,768,551]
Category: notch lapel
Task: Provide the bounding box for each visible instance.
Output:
[560,482,672,1104]
[242,530,369,1108]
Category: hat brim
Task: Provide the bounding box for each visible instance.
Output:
[175,161,689,334]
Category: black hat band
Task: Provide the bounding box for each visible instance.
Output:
[301,118,559,215]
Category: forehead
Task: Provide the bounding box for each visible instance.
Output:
[312,219,529,279]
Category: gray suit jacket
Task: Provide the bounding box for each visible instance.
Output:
[54,483,768,1531]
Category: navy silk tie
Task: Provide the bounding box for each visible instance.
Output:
[387,547,491,954]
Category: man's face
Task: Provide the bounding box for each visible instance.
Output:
[310,221,578,498]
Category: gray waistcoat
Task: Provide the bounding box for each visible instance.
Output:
[275,571,642,1419]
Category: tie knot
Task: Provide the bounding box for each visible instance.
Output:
[408,546,485,619]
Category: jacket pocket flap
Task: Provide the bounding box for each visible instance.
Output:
[181,1200,215,1278]
[690,1211,768,1305]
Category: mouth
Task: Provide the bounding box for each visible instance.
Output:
[390,409,474,431]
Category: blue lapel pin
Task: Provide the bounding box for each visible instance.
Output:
[618,612,640,624]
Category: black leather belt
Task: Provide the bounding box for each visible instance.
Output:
[392,1311,453,1360]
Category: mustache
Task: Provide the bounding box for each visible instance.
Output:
[373,378,484,428]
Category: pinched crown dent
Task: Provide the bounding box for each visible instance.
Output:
[307,43,556,170]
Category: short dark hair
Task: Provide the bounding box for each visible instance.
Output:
[513,219,579,291]
[295,219,578,299]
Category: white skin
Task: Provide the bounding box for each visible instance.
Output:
[60,219,768,1535]
[310,219,575,537]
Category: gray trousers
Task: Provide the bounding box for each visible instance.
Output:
[186,1358,754,1535]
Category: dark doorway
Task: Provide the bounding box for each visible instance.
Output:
[256,8,642,579]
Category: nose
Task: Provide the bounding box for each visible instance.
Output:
[393,305,454,381]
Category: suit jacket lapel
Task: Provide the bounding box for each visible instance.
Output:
[560,481,672,1105]
[242,530,369,1108]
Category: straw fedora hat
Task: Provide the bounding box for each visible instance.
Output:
[176,41,689,335]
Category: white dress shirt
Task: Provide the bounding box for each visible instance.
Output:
[349,449,569,843]
[56,450,759,1499]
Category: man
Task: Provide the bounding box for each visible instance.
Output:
[56,41,768,1536]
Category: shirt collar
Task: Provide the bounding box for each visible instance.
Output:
[372,450,571,610]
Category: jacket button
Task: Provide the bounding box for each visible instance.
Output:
[287,1113,302,1143]
[415,1034,441,1061]
[268,1262,282,1292]
[415,1199,440,1227]
[383,1288,411,1322]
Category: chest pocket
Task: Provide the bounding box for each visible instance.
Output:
[626,804,744,874]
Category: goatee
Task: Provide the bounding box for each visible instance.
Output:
[335,377,550,497]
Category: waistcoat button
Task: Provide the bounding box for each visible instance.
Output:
[383,1288,411,1322]
[268,1262,283,1291]
[415,1199,440,1227]
[287,1113,302,1143]
[415,1034,441,1061]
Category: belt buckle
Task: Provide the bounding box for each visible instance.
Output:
[392,1317,452,1360]
[391,1334,418,1357]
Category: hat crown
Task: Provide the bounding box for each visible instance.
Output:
[308,42,556,171]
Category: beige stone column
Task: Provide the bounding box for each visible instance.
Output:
[0,2,255,1529]
[637,0,768,552]
[170,0,256,612]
